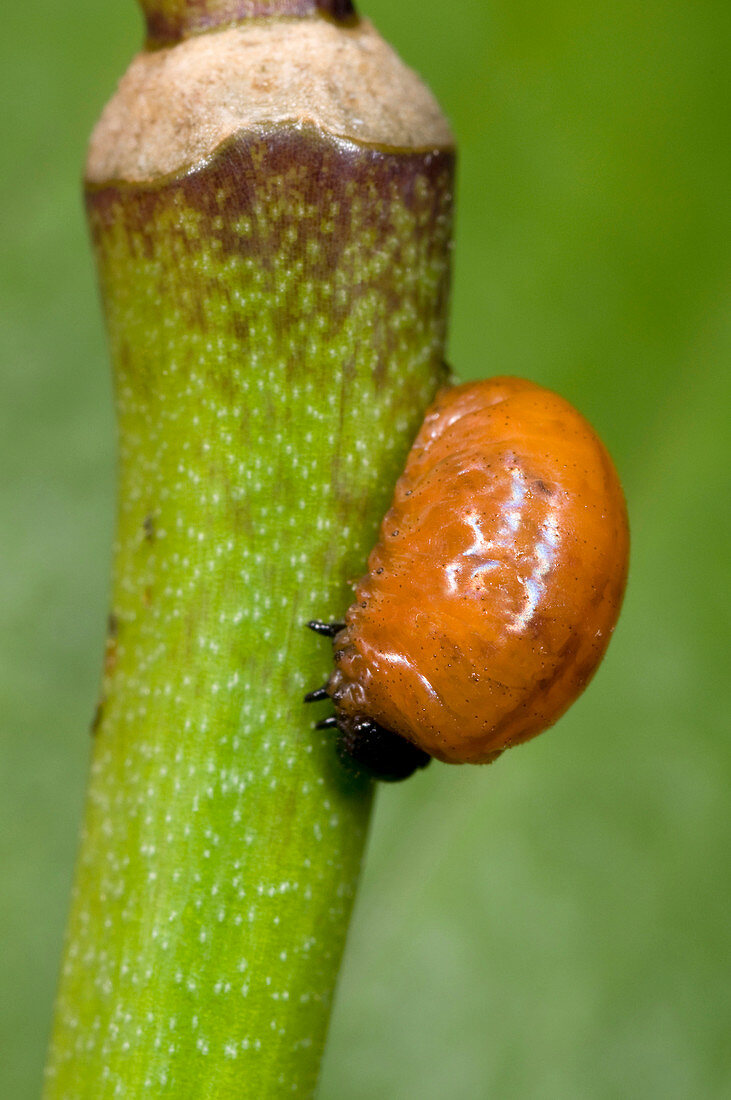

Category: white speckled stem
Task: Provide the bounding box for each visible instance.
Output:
[45,15,453,1099]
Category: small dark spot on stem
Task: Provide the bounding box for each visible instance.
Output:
[90,700,104,736]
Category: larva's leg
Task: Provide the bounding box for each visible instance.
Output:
[304,685,330,703]
[315,716,339,731]
[306,620,345,638]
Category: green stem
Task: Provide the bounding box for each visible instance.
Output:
[45,8,453,1097]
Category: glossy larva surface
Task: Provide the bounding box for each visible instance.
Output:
[328,376,629,764]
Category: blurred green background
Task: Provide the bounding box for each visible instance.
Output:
[1,0,729,1096]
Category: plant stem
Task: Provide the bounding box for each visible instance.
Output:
[140,1,357,46]
[45,6,453,1096]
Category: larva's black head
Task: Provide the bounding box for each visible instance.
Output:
[335,714,431,783]
[312,709,431,782]
[306,620,431,782]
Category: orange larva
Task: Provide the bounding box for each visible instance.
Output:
[307,376,629,781]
